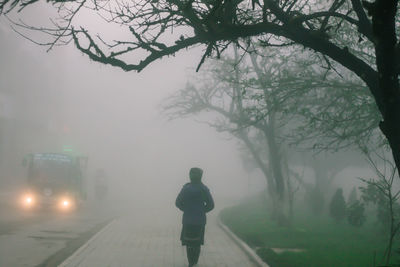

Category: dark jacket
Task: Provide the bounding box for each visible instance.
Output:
[175,182,214,225]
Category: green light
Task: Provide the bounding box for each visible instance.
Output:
[63,145,74,153]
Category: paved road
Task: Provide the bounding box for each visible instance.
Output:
[59,206,258,267]
[0,193,262,267]
[0,202,113,267]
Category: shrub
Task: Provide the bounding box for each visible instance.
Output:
[329,188,346,222]
[347,200,366,227]
[359,181,400,228]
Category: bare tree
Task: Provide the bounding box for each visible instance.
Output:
[164,47,292,223]
[360,149,400,265]
[1,0,399,176]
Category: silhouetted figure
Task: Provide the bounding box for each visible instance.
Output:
[176,167,214,267]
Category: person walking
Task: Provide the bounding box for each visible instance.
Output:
[175,167,215,267]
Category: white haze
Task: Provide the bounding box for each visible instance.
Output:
[0,5,384,218]
[0,9,268,216]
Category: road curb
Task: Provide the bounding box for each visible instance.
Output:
[217,215,269,267]
[57,218,117,267]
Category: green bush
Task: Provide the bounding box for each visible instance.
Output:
[329,188,346,222]
[347,200,366,227]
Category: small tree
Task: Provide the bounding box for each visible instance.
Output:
[329,188,346,222]
[348,187,358,206]
[347,200,366,227]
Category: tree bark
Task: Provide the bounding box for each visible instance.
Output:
[263,120,285,199]
[365,0,400,174]
[238,130,275,197]
[248,52,286,199]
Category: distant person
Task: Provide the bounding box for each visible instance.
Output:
[176,167,215,267]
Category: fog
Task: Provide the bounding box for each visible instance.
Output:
[0,8,382,214]
[3,2,400,267]
[0,11,267,217]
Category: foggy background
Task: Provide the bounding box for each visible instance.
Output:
[0,7,376,216]
[0,9,261,213]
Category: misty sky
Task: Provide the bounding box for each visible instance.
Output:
[0,10,262,209]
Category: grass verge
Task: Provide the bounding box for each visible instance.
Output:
[220,195,400,267]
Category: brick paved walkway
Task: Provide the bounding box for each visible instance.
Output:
[59,206,258,267]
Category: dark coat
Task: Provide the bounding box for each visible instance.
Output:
[175,182,214,225]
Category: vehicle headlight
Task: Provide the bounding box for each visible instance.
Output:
[59,198,73,210]
[24,195,34,205]
[21,194,35,207]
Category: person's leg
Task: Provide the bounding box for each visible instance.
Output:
[186,246,195,266]
[193,245,201,264]
[193,224,204,264]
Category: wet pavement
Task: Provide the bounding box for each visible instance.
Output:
[59,207,258,267]
[0,196,262,267]
[0,200,113,267]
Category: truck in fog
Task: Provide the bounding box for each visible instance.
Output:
[20,153,88,211]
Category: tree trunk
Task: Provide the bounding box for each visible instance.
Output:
[282,153,295,225]
[238,130,275,197]
[366,0,400,174]
[263,119,285,199]
[248,52,285,199]
[238,130,289,224]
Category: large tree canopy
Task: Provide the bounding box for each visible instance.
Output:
[1,0,399,173]
[0,0,379,78]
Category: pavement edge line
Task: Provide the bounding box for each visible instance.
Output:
[57,218,117,267]
[217,215,269,267]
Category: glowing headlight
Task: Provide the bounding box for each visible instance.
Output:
[24,195,34,205]
[59,197,74,211]
[21,194,35,208]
